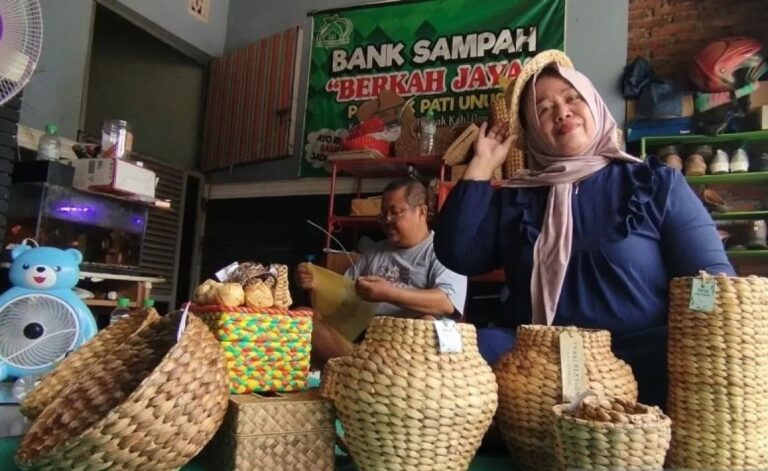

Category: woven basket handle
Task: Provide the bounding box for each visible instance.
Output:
[319,356,347,401]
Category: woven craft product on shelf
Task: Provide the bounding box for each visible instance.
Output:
[667,275,768,470]
[190,305,313,394]
[20,307,161,420]
[394,105,457,158]
[552,395,671,471]
[202,392,335,471]
[495,325,638,471]
[324,316,498,471]
[15,311,229,470]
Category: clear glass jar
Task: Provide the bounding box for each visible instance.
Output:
[101,119,134,159]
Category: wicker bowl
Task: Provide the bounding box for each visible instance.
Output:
[552,396,671,471]
[16,311,229,470]
[20,308,161,420]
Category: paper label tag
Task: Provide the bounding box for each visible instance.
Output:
[560,331,587,403]
[215,262,239,282]
[435,319,462,353]
[689,278,716,313]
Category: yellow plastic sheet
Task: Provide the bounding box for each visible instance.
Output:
[309,264,376,341]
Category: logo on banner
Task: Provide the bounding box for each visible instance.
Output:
[317,15,353,48]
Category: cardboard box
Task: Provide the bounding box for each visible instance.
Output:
[750,81,768,111]
[350,197,382,216]
[324,251,361,275]
[753,105,768,130]
[73,158,156,198]
[625,94,694,121]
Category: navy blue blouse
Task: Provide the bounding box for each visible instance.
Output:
[435,158,735,405]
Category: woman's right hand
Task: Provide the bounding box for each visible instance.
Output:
[463,122,514,180]
[295,262,314,290]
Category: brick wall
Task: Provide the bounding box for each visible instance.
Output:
[628,0,768,88]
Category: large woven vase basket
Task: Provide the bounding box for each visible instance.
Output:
[667,275,768,470]
[20,308,160,419]
[325,316,498,471]
[190,305,313,394]
[495,325,638,471]
[552,396,671,471]
[15,311,230,470]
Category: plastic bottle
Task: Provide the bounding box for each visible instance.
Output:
[143,298,155,309]
[419,110,437,157]
[109,297,131,325]
[36,124,61,161]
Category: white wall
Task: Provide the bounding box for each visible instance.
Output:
[20,0,229,141]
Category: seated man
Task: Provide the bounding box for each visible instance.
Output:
[297,178,467,364]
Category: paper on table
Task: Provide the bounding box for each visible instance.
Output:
[309,264,376,341]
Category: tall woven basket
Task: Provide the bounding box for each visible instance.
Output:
[325,317,498,471]
[190,305,313,394]
[15,311,230,470]
[552,396,671,471]
[667,275,768,470]
[495,325,638,471]
[20,308,161,419]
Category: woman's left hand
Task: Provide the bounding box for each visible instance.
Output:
[464,121,515,180]
[355,276,393,302]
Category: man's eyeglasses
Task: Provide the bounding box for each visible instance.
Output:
[377,206,415,223]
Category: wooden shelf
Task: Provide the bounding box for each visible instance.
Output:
[85,299,139,308]
[686,171,768,185]
[332,156,444,178]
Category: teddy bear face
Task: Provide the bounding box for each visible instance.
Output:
[9,246,83,291]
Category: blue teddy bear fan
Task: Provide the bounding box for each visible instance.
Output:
[0,241,97,383]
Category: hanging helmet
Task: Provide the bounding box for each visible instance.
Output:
[690,37,767,92]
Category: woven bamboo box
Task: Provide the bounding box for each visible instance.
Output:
[211,392,336,471]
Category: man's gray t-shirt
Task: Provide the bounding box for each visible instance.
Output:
[345,232,467,318]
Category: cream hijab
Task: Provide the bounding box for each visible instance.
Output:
[503,64,641,325]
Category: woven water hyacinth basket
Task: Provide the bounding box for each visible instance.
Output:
[15,311,229,470]
[20,308,160,419]
[325,317,498,471]
[552,396,671,471]
[495,325,638,471]
[204,392,336,471]
[667,275,768,470]
[190,305,313,394]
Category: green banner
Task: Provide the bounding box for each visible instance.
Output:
[300,0,565,177]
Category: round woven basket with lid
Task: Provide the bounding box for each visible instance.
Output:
[495,325,638,471]
[324,316,497,471]
[667,275,768,470]
[20,308,161,420]
[15,311,229,470]
[552,396,671,471]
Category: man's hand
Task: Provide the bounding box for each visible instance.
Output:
[355,276,394,302]
[295,262,315,290]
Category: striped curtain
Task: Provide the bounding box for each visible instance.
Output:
[201,27,301,171]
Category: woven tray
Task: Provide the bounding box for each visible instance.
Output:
[20,308,161,420]
[203,392,335,471]
[668,275,768,470]
[190,305,313,394]
[15,311,229,470]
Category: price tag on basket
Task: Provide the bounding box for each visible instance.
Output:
[689,275,716,313]
[560,331,586,403]
[435,318,462,353]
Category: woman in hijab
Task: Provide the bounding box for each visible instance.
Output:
[434,51,734,406]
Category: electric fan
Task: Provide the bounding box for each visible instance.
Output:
[0,243,96,382]
[0,0,42,105]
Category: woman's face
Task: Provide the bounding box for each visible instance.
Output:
[532,74,596,156]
